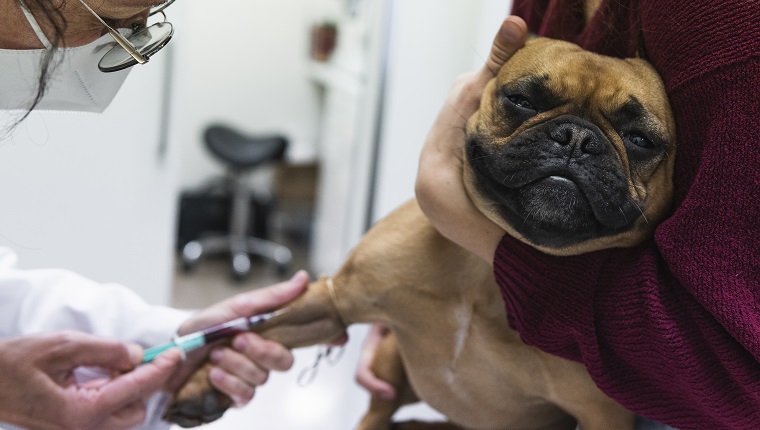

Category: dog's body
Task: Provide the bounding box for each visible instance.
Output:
[331,199,632,430]
[168,38,675,430]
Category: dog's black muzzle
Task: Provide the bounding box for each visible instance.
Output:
[466,115,642,248]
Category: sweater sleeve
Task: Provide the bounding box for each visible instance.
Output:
[497,2,760,429]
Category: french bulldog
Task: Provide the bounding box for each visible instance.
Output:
[167,37,675,430]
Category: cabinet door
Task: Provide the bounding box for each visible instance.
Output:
[310,82,368,275]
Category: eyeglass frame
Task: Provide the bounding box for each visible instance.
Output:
[76,0,175,72]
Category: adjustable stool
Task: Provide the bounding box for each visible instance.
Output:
[181,124,293,279]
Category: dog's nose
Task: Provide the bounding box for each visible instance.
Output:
[550,123,604,155]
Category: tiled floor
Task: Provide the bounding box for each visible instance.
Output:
[170,235,443,429]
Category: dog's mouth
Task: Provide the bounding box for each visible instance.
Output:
[466,136,640,247]
[472,162,597,236]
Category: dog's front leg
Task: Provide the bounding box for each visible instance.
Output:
[164,276,348,426]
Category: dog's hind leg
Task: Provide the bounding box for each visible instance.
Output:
[356,331,420,430]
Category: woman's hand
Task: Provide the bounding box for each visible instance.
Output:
[0,332,182,430]
[415,16,528,263]
[168,271,310,407]
[355,324,395,400]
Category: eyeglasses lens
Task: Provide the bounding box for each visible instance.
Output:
[98,17,174,72]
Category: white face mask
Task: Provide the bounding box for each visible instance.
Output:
[0,2,133,113]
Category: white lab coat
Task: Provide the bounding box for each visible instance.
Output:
[0,247,191,430]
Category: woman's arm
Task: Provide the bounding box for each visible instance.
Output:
[415,16,527,264]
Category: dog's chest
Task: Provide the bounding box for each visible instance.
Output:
[393,296,565,429]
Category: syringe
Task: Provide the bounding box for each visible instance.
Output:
[142,309,287,364]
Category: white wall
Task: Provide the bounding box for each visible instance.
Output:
[0,53,178,305]
[371,0,511,221]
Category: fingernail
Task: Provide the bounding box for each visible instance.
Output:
[500,18,524,44]
[233,336,248,352]
[155,349,182,369]
[209,367,224,383]
[210,349,224,364]
[231,395,246,408]
[127,344,143,365]
[289,270,309,285]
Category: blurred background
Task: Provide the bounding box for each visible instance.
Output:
[0,0,511,428]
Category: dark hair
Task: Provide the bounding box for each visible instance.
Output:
[9,0,66,127]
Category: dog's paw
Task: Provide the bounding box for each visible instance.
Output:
[164,363,233,428]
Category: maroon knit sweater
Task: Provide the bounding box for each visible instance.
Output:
[494,0,760,429]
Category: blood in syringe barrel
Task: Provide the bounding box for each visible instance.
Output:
[202,318,249,343]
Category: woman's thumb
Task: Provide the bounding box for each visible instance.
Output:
[482,16,528,78]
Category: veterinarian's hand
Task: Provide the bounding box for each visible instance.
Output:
[416,16,527,263]
[355,324,396,400]
[167,271,309,407]
[0,331,182,430]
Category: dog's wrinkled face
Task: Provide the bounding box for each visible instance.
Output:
[465,38,676,255]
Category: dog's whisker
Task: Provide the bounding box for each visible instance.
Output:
[520,208,537,230]
[627,196,649,225]
[618,206,629,224]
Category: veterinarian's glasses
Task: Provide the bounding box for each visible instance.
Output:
[77,0,175,72]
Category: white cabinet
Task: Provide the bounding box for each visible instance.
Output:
[308,61,373,275]
[308,1,389,275]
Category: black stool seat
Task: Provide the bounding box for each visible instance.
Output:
[205,125,288,169]
[183,123,293,280]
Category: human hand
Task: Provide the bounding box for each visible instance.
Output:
[415,16,528,263]
[168,271,310,407]
[355,324,395,400]
[0,331,182,430]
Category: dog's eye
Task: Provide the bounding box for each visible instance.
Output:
[507,95,536,111]
[623,132,655,149]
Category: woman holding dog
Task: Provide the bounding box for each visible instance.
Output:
[360,1,759,429]
[0,0,307,428]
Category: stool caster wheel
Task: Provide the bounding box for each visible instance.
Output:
[182,241,203,272]
[231,252,251,281]
[272,247,293,276]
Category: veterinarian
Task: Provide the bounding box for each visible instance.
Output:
[359,2,759,430]
[0,0,307,429]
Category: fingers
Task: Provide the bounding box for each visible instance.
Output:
[207,347,262,407]
[231,270,310,318]
[95,399,148,430]
[355,325,395,400]
[43,332,140,377]
[207,332,295,407]
[232,333,295,372]
[449,16,528,118]
[95,349,182,413]
[57,349,181,430]
[208,367,255,408]
[178,270,311,335]
[480,16,528,80]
